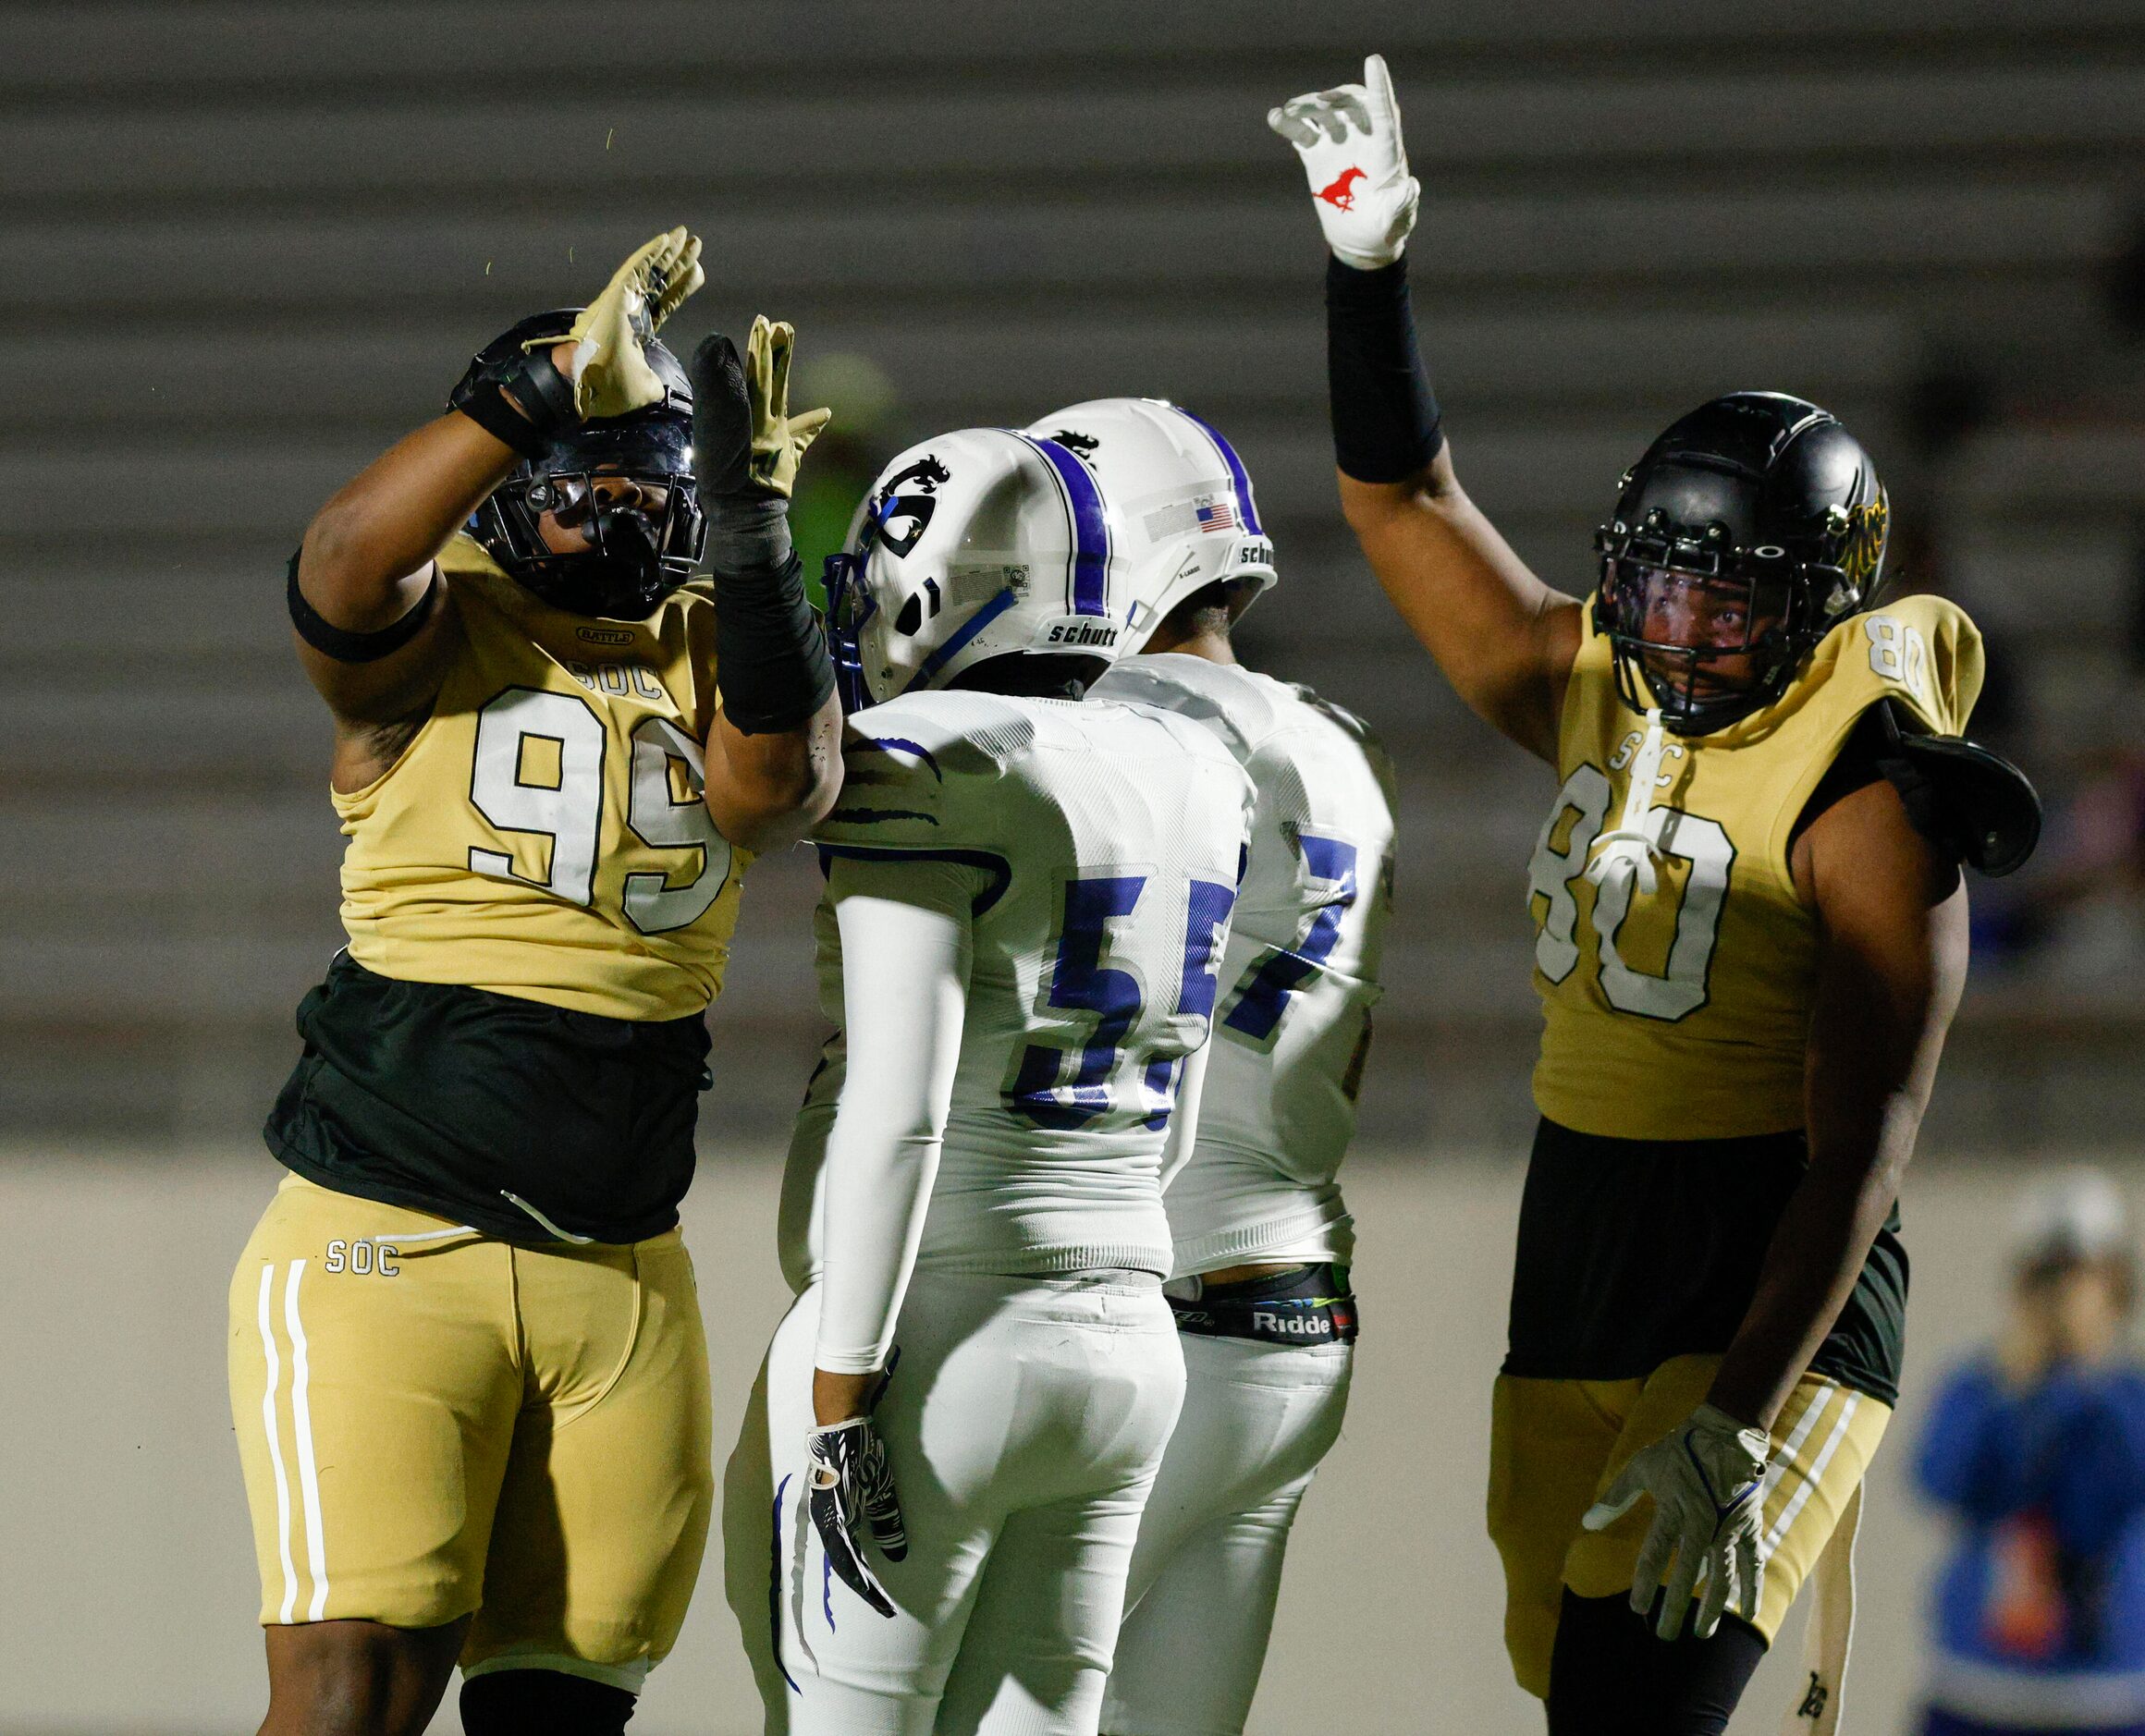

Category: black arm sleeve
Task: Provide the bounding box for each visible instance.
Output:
[287,550,439,663]
[1326,255,1444,483]
[712,552,836,735]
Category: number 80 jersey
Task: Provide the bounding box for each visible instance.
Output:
[332,536,749,1021]
[1529,591,1983,1142]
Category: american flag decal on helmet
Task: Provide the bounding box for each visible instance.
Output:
[1195,499,1237,533]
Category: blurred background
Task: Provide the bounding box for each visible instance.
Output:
[3,2,2144,1730]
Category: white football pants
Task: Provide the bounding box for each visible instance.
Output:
[1099,1333,1354,1736]
[725,1270,1185,1736]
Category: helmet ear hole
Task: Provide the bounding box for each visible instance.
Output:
[893,592,925,636]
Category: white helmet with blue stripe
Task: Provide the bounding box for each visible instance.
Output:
[823,426,1135,710]
[1024,397,1275,654]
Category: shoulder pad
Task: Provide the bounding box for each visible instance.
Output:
[1090,657,1273,759]
[812,692,1032,851]
[1282,680,1391,759]
[1873,699,2041,877]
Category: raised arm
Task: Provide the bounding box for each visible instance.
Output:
[291,411,509,756]
[689,318,844,852]
[1340,428,1584,763]
[1272,55,1582,762]
[292,228,705,788]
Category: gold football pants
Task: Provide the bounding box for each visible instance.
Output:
[227,1175,713,1691]
[1488,1355,1889,1699]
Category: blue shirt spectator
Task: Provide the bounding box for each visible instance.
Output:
[1917,1169,2145,1736]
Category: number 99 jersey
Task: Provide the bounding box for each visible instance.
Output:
[1529,590,1984,1141]
[333,535,749,1021]
[779,688,1256,1291]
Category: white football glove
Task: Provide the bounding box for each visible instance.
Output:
[542,226,706,422]
[1582,1401,1772,1641]
[1268,54,1421,270]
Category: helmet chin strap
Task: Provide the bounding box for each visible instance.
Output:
[1586,706,1668,898]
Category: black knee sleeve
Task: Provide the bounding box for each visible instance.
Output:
[1546,1591,1765,1736]
[460,1669,635,1735]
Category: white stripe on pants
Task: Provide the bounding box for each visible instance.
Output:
[726,1270,1184,1736]
[252,1259,330,1624]
[1100,1331,1354,1736]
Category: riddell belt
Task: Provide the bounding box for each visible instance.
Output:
[1168,1263,1360,1346]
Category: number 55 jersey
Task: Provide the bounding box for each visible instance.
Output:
[777,686,1257,1290]
[725,686,1252,1723]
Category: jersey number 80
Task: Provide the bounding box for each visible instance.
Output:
[1526,765,1734,1022]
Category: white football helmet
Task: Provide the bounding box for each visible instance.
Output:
[824,427,1138,710]
[1024,397,1275,654]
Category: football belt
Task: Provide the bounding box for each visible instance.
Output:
[1168,1262,1361,1346]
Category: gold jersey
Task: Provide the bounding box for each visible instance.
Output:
[333,537,752,1021]
[1528,592,1982,1140]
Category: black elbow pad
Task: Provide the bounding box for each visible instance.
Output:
[1872,698,2041,877]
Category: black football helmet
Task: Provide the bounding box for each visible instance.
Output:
[1593,392,1890,734]
[453,311,706,619]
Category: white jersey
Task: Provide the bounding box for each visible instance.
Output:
[779,688,1256,1299]
[1089,656,1396,1273]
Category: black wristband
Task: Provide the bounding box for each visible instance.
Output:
[1326,254,1444,483]
[287,549,439,663]
[447,346,576,460]
[713,551,836,735]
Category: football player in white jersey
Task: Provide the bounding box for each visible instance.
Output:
[1031,399,1398,1736]
[721,425,1256,1734]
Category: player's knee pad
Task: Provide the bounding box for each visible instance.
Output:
[1545,1591,1764,1736]
[460,1669,636,1735]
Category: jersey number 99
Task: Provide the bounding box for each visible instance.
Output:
[467,687,734,935]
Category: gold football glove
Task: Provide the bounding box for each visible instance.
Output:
[542,226,705,422]
[744,315,833,499]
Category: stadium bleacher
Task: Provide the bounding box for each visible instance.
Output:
[2,0,2139,1149]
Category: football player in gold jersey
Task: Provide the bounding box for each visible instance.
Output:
[226,230,842,1736]
[1274,60,2039,1736]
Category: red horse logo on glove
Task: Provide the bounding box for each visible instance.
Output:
[1317,166,1367,211]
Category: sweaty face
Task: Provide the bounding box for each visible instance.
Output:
[533,469,673,556]
[1615,563,1784,702]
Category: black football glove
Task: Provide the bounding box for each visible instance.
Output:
[690,317,830,572]
[805,1357,907,1620]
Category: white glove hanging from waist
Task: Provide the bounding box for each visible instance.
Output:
[1586,707,1669,898]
